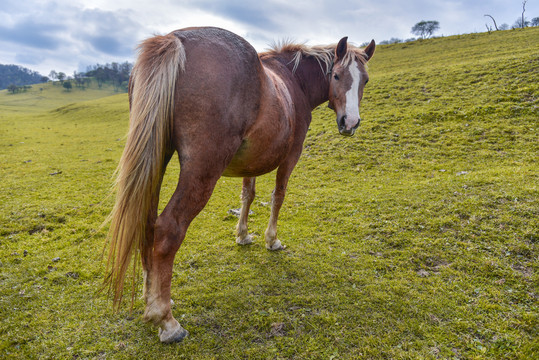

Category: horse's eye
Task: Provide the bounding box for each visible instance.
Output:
[333,74,339,80]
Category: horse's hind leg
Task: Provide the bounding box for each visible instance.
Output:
[236,177,256,245]
[143,166,222,343]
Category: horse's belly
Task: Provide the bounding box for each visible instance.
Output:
[222,134,292,177]
[222,161,279,178]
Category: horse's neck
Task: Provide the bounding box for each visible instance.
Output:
[291,56,331,110]
[264,54,330,110]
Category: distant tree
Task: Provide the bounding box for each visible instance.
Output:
[40,76,49,83]
[499,23,510,30]
[95,67,106,88]
[7,84,19,94]
[58,72,67,83]
[411,21,440,39]
[63,81,72,91]
[513,17,530,28]
[49,70,58,82]
[57,72,66,83]
[73,71,87,89]
[531,17,539,26]
[379,38,403,45]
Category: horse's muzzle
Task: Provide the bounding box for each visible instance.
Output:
[337,115,360,136]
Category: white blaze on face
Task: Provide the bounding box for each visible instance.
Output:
[344,60,361,130]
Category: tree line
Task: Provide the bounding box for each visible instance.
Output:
[2,61,134,94]
[0,64,48,91]
[48,62,133,92]
[84,61,133,91]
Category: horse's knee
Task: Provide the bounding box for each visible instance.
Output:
[242,188,255,202]
[241,179,256,201]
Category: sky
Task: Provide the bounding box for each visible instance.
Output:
[1,0,537,76]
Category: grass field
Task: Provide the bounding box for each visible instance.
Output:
[1,28,537,359]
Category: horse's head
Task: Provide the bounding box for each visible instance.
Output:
[328,37,375,136]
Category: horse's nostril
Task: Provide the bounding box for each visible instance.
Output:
[339,115,347,127]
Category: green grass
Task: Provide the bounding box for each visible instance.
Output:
[1,28,538,359]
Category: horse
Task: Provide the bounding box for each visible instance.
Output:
[105,26,375,343]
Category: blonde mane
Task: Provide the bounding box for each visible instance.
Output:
[261,41,368,73]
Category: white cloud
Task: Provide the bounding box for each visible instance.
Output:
[0,0,537,75]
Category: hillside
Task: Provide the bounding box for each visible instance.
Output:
[0,64,47,90]
[0,27,537,359]
[0,80,124,115]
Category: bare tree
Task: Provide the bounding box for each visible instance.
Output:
[521,1,527,28]
[484,14,499,31]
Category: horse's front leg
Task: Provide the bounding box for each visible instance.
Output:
[265,162,298,250]
[236,177,256,245]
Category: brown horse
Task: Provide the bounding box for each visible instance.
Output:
[106,26,375,343]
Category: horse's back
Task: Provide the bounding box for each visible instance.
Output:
[175,27,258,62]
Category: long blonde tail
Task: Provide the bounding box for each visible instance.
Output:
[105,33,185,307]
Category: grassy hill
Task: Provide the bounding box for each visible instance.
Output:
[0,28,537,359]
[0,80,122,115]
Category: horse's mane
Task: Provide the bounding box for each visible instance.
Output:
[261,41,368,73]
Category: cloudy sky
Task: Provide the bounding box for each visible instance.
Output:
[1,0,537,76]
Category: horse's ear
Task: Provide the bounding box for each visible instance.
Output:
[363,39,375,61]
[335,36,348,62]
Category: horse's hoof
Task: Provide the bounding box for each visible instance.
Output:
[236,234,253,245]
[266,239,285,251]
[159,321,189,343]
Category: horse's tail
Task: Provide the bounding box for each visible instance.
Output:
[105,33,185,308]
